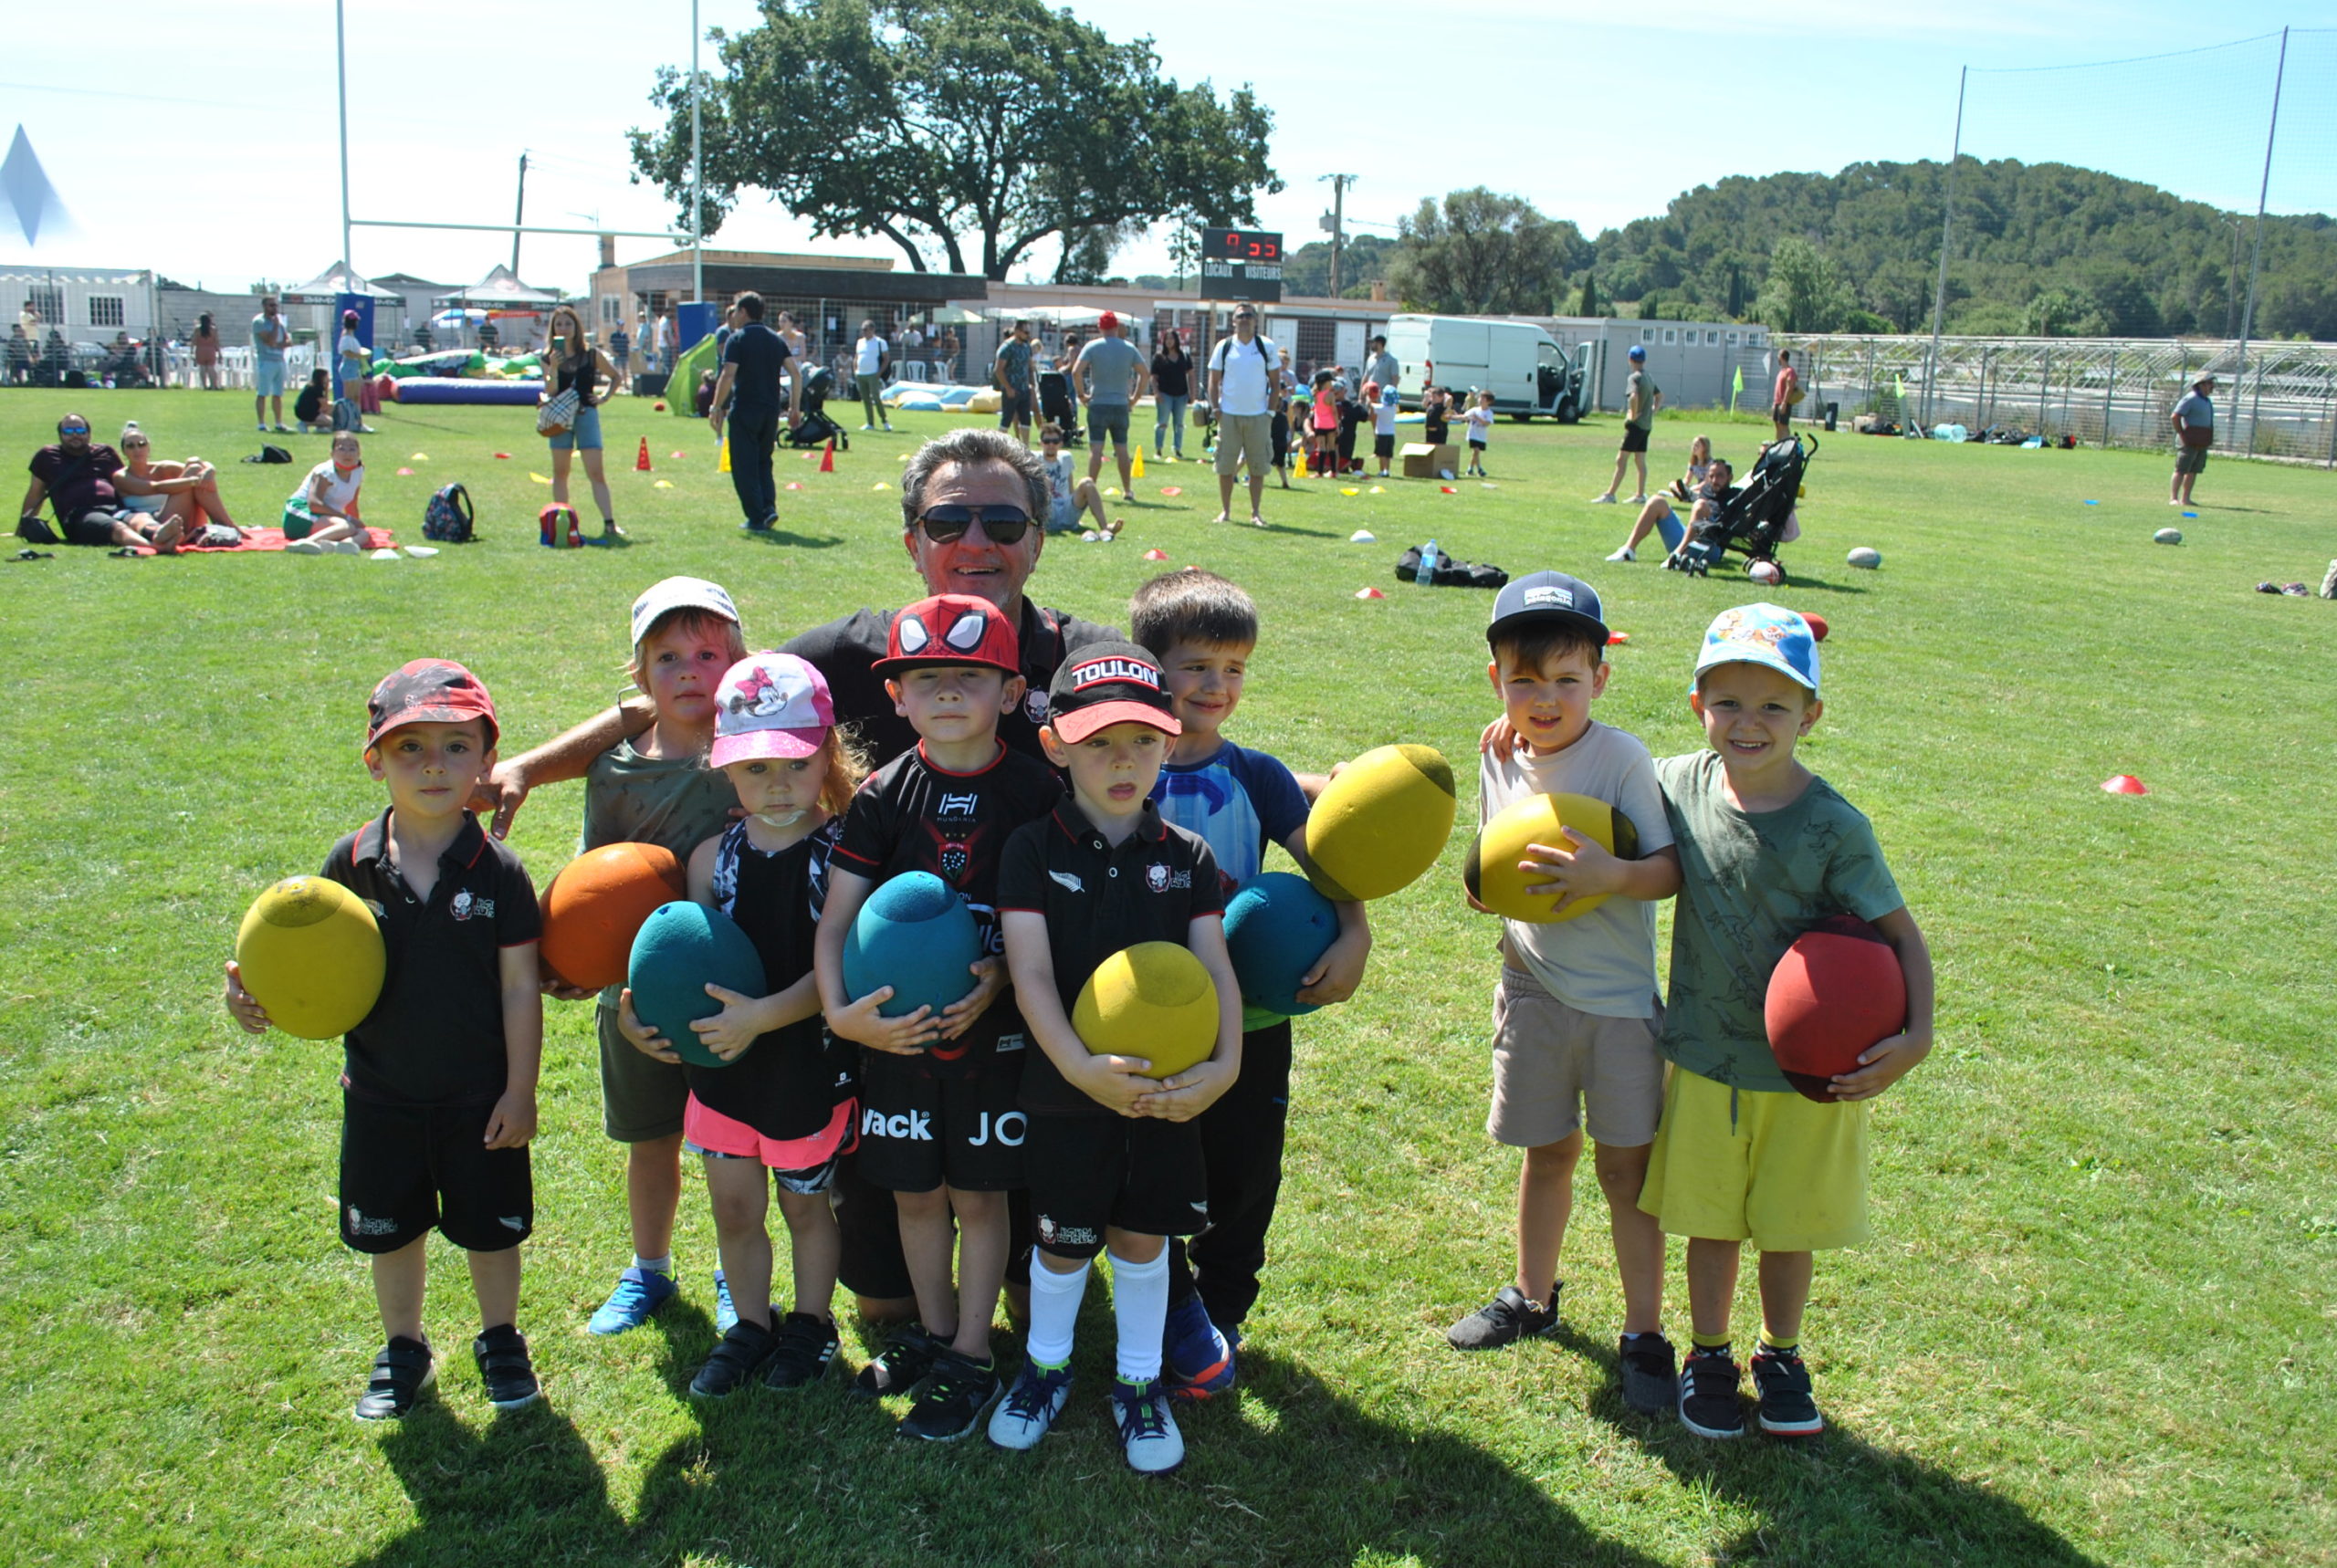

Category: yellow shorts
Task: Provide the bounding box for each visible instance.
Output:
[1638,1066,1870,1252]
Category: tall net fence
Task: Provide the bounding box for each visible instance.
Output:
[1896,27,2337,459]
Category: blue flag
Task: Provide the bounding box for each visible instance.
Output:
[3,126,70,246]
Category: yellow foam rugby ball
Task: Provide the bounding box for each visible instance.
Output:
[1302,744,1457,902]
[235,876,386,1039]
[1465,791,1642,924]
[1072,942,1219,1080]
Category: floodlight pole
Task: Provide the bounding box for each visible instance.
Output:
[2232,26,2287,455]
[691,0,704,302]
[335,0,352,271]
[1924,65,1965,432]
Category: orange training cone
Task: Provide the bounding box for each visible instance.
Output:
[820,439,836,474]
[635,437,652,472]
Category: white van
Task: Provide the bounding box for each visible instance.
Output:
[1382,314,1594,423]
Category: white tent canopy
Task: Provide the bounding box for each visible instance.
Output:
[285,261,403,304]
[435,265,560,308]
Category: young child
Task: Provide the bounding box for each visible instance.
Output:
[1131,570,1370,1397]
[1335,379,1364,475]
[1644,604,1935,1439]
[1421,383,1451,447]
[1308,371,1338,477]
[223,660,544,1420]
[578,579,751,1336]
[1460,389,1495,477]
[621,653,866,1397]
[1369,381,1399,478]
[282,432,369,552]
[294,368,332,433]
[813,594,1063,1441]
[1270,395,1298,489]
[1448,573,1683,1417]
[990,643,1243,1473]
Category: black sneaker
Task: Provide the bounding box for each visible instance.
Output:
[1619,1333,1679,1416]
[353,1335,435,1421]
[897,1350,1001,1441]
[761,1313,840,1391]
[1678,1347,1745,1439]
[1751,1346,1825,1437]
[472,1324,542,1413]
[853,1323,943,1399]
[689,1319,777,1399]
[1446,1283,1560,1351]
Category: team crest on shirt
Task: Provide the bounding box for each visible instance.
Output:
[449,889,493,921]
[1145,862,1189,893]
[1023,688,1049,725]
[938,838,969,881]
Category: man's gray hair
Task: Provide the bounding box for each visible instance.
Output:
[899,427,1050,530]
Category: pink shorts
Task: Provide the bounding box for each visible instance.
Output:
[683,1094,855,1174]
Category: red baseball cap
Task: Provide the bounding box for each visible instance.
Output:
[1098,310,1120,331]
[366,659,498,748]
[873,594,1021,676]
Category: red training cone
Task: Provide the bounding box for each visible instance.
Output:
[819,439,836,474]
[1142,549,1169,561]
[1355,586,1387,600]
[2101,775,2148,795]
[635,437,652,472]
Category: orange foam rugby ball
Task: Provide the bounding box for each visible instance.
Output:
[540,842,686,988]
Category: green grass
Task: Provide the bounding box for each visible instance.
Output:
[2,390,2332,1566]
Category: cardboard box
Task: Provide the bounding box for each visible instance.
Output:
[1400,442,1459,479]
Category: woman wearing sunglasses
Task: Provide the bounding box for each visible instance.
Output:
[112,421,246,545]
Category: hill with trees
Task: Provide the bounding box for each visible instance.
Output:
[1584,158,2337,340]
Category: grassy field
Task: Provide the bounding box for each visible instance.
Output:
[1,387,2332,1567]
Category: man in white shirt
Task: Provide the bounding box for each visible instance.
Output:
[854,319,891,432]
[1207,308,1278,528]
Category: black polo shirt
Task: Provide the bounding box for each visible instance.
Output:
[322,810,540,1108]
[833,741,1064,1074]
[782,600,1120,768]
[721,322,792,414]
[996,800,1224,1116]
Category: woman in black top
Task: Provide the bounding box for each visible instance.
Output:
[1150,329,1192,461]
[540,304,624,539]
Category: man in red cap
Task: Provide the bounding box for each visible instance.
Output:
[1074,310,1149,502]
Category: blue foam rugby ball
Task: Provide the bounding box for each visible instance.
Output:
[627,901,767,1070]
[842,871,984,1020]
[1222,872,1338,1018]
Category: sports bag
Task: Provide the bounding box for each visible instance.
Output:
[538,503,582,549]
[243,444,294,465]
[331,397,363,433]
[537,388,581,437]
[424,483,475,543]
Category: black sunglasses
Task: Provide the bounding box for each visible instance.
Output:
[917,505,1031,544]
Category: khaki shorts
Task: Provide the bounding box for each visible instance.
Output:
[2174,444,2208,475]
[598,998,688,1142]
[1485,967,1663,1148]
[1639,1065,1871,1252]
[1214,412,1274,477]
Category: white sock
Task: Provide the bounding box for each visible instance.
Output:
[1109,1249,1170,1385]
[1026,1258,1090,1369]
[632,1253,672,1276]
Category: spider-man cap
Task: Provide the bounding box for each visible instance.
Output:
[365,659,499,749]
[872,593,1022,676]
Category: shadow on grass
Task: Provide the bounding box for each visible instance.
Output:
[737,528,846,549]
[1557,1326,2104,1567]
[351,1397,631,1567]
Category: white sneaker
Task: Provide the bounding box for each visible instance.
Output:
[1588,493,1617,505]
[285,538,325,554]
[1606,546,1635,562]
[988,1363,1074,1451]
[1111,1379,1185,1474]
[1627,494,1648,505]
[335,539,364,555]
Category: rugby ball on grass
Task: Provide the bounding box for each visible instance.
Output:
[1846,547,1881,570]
[1764,914,1906,1101]
[1072,942,1219,1080]
[540,843,686,989]
[1303,744,1457,902]
[1465,792,1642,924]
[235,876,386,1040]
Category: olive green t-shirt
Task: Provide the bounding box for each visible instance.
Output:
[1626,371,1660,432]
[1654,750,1903,1091]
[582,739,739,1003]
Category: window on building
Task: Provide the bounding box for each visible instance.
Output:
[1706,329,1721,346]
[1662,328,1678,346]
[27,285,63,324]
[89,296,125,328]
[1640,328,1656,343]
[599,295,622,325]
[645,290,670,317]
[1726,330,1741,345]
[1746,330,1766,347]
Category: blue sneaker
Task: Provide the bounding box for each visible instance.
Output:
[1162,1294,1236,1402]
[712,1270,739,1336]
[588,1266,677,1335]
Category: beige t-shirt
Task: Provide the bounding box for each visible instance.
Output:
[1479,721,1672,1018]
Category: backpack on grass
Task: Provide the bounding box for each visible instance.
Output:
[424,483,475,543]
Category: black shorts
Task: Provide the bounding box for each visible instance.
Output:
[339,1092,532,1255]
[1468,438,1487,452]
[1027,1113,1206,1260]
[1373,434,1395,458]
[1620,426,1651,454]
[62,510,128,547]
[852,1051,1026,1193]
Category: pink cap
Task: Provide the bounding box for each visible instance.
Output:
[710,653,833,766]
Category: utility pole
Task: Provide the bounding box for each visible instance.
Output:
[691,0,704,304]
[510,152,529,276]
[1320,173,1356,298]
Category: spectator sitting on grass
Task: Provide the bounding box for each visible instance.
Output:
[282,433,371,553]
[113,421,245,544]
[19,412,184,552]
[295,370,334,434]
[1607,456,1733,563]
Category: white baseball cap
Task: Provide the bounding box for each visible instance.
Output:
[630,576,739,646]
[710,653,834,766]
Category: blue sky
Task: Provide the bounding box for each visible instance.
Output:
[0,0,2323,296]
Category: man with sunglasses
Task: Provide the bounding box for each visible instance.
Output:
[21,414,183,552]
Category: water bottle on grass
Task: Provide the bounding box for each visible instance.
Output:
[1416,539,1440,587]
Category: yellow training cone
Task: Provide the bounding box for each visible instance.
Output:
[718,439,732,474]
[1131,448,1145,479]
[1341,487,1359,497]
[410,452,429,462]
[873,481,891,491]
[653,479,674,489]
[529,472,551,485]
[1104,487,1120,498]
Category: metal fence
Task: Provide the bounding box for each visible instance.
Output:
[1781,333,2337,464]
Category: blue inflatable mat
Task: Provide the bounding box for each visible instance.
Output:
[394,377,544,406]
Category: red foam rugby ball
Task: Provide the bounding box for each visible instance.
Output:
[540,842,686,989]
[1764,914,1906,1101]
[1802,612,1829,643]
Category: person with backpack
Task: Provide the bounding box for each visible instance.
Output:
[1207,308,1280,528]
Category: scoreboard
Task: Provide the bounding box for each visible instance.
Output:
[1199,227,1284,303]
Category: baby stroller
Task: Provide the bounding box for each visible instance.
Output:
[1664,433,1815,577]
[784,364,850,451]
